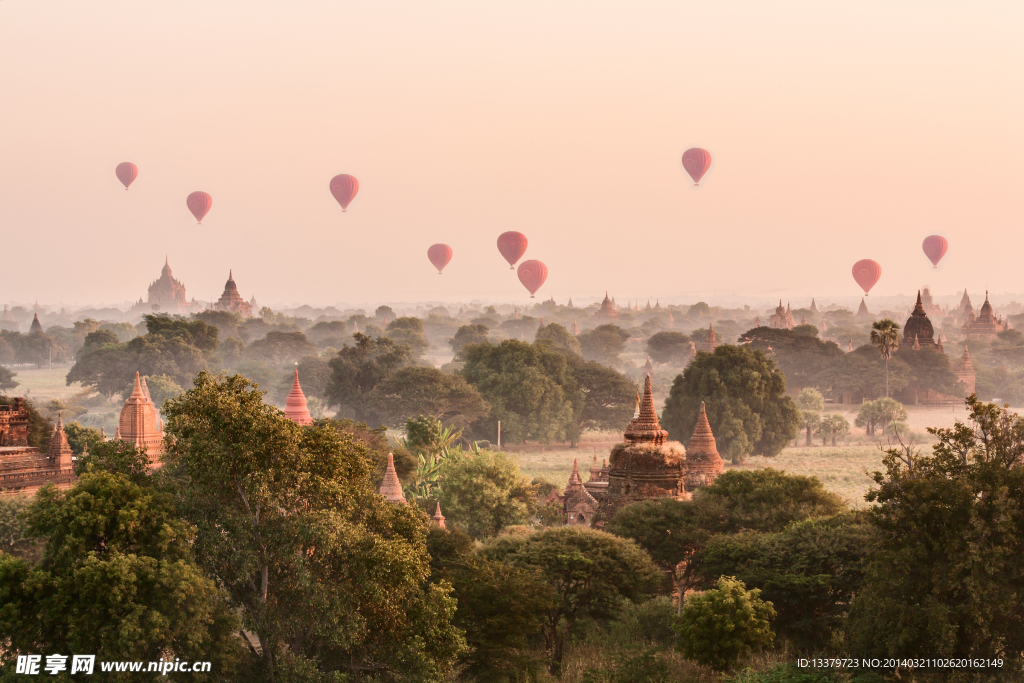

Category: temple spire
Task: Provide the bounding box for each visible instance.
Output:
[624,375,668,445]
[432,503,446,529]
[379,453,406,503]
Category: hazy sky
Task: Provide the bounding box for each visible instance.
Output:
[1,1,1021,309]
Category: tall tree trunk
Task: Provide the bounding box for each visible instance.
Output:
[885,357,890,398]
[805,425,812,446]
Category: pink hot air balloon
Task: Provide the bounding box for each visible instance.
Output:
[329,174,359,212]
[115,162,138,190]
[427,243,453,274]
[186,191,213,224]
[681,148,712,186]
[852,259,882,295]
[922,235,948,268]
[497,231,528,269]
[517,260,548,298]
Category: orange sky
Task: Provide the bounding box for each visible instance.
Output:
[0,1,1021,309]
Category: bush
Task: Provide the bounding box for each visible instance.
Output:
[675,576,776,672]
[580,647,672,683]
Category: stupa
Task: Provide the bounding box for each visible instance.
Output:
[903,291,939,349]
[684,402,724,493]
[856,298,871,318]
[28,314,43,334]
[284,368,313,425]
[118,372,164,464]
[592,375,687,527]
[213,271,254,317]
[379,453,406,503]
[955,346,976,395]
[432,503,446,529]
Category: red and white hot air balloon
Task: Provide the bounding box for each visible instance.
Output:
[115,162,138,190]
[852,259,882,295]
[517,260,548,298]
[497,231,528,269]
[186,191,213,224]
[922,235,948,268]
[427,244,453,274]
[681,148,712,186]
[329,174,359,212]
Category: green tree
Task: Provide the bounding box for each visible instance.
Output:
[816,345,911,403]
[855,397,907,436]
[847,398,1024,668]
[370,365,490,428]
[892,346,961,403]
[645,331,692,365]
[0,471,243,681]
[192,310,243,342]
[816,413,850,446]
[566,356,636,443]
[63,422,103,454]
[426,528,554,681]
[143,314,220,352]
[0,367,17,392]
[661,345,799,462]
[481,527,663,674]
[83,328,120,347]
[578,324,631,364]
[324,333,414,422]
[386,317,430,358]
[870,319,900,398]
[162,372,466,681]
[535,322,582,356]
[459,339,581,444]
[143,373,185,407]
[244,330,316,364]
[436,448,538,538]
[273,355,331,404]
[0,496,37,561]
[450,324,492,354]
[738,328,844,391]
[795,388,825,447]
[692,513,874,650]
[675,576,776,671]
[67,332,209,397]
[74,439,153,483]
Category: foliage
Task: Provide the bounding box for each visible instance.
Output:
[815,345,911,403]
[646,331,692,365]
[535,323,582,356]
[693,513,875,649]
[847,397,1024,667]
[816,413,850,446]
[675,576,776,672]
[324,332,414,422]
[662,345,800,462]
[0,471,243,681]
[481,526,663,674]
[74,439,153,483]
[63,421,103,454]
[580,647,673,683]
[565,355,636,442]
[0,496,38,561]
[0,366,18,391]
[370,365,490,428]
[143,373,185,407]
[578,324,631,364]
[700,469,846,533]
[459,339,582,444]
[738,328,844,391]
[67,331,210,397]
[891,346,961,402]
[795,388,824,412]
[869,319,900,397]
[854,397,907,436]
[450,324,492,354]
[243,330,316,364]
[437,448,539,538]
[426,528,554,681]
[161,371,467,681]
[323,416,416,482]
[386,316,430,358]
[143,314,220,352]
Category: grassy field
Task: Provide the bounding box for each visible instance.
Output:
[5,365,82,403]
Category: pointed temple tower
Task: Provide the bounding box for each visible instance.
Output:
[592,375,687,527]
[962,292,1004,341]
[595,292,619,319]
[432,502,446,529]
[563,458,599,525]
[903,291,939,349]
[48,413,74,471]
[955,346,977,395]
[118,372,164,464]
[379,453,406,503]
[685,402,724,493]
[214,270,254,317]
[29,313,43,334]
[856,298,871,318]
[284,368,313,426]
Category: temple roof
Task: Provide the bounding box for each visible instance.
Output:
[624,375,668,445]
[903,291,936,346]
[379,453,406,503]
[284,368,313,426]
[687,402,722,466]
[29,313,43,334]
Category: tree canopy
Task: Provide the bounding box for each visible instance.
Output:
[324,332,414,422]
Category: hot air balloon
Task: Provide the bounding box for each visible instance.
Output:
[922,235,948,268]
[852,259,882,295]
[115,162,138,190]
[186,191,213,224]
[329,174,359,212]
[681,148,712,186]
[517,260,548,298]
[497,231,528,269]
[427,244,453,274]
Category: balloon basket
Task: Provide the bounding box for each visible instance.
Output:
[342,209,347,212]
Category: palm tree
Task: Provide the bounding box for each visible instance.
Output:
[870,319,901,398]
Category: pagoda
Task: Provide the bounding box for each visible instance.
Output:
[118,372,164,464]
[962,292,1005,342]
[144,257,190,314]
[284,369,313,425]
[696,323,719,353]
[213,271,254,317]
[563,458,599,525]
[856,298,871,318]
[903,291,939,350]
[592,375,687,527]
[28,314,43,334]
[594,292,618,319]
[379,453,406,503]
[768,301,795,330]
[684,402,724,493]
[955,347,976,395]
